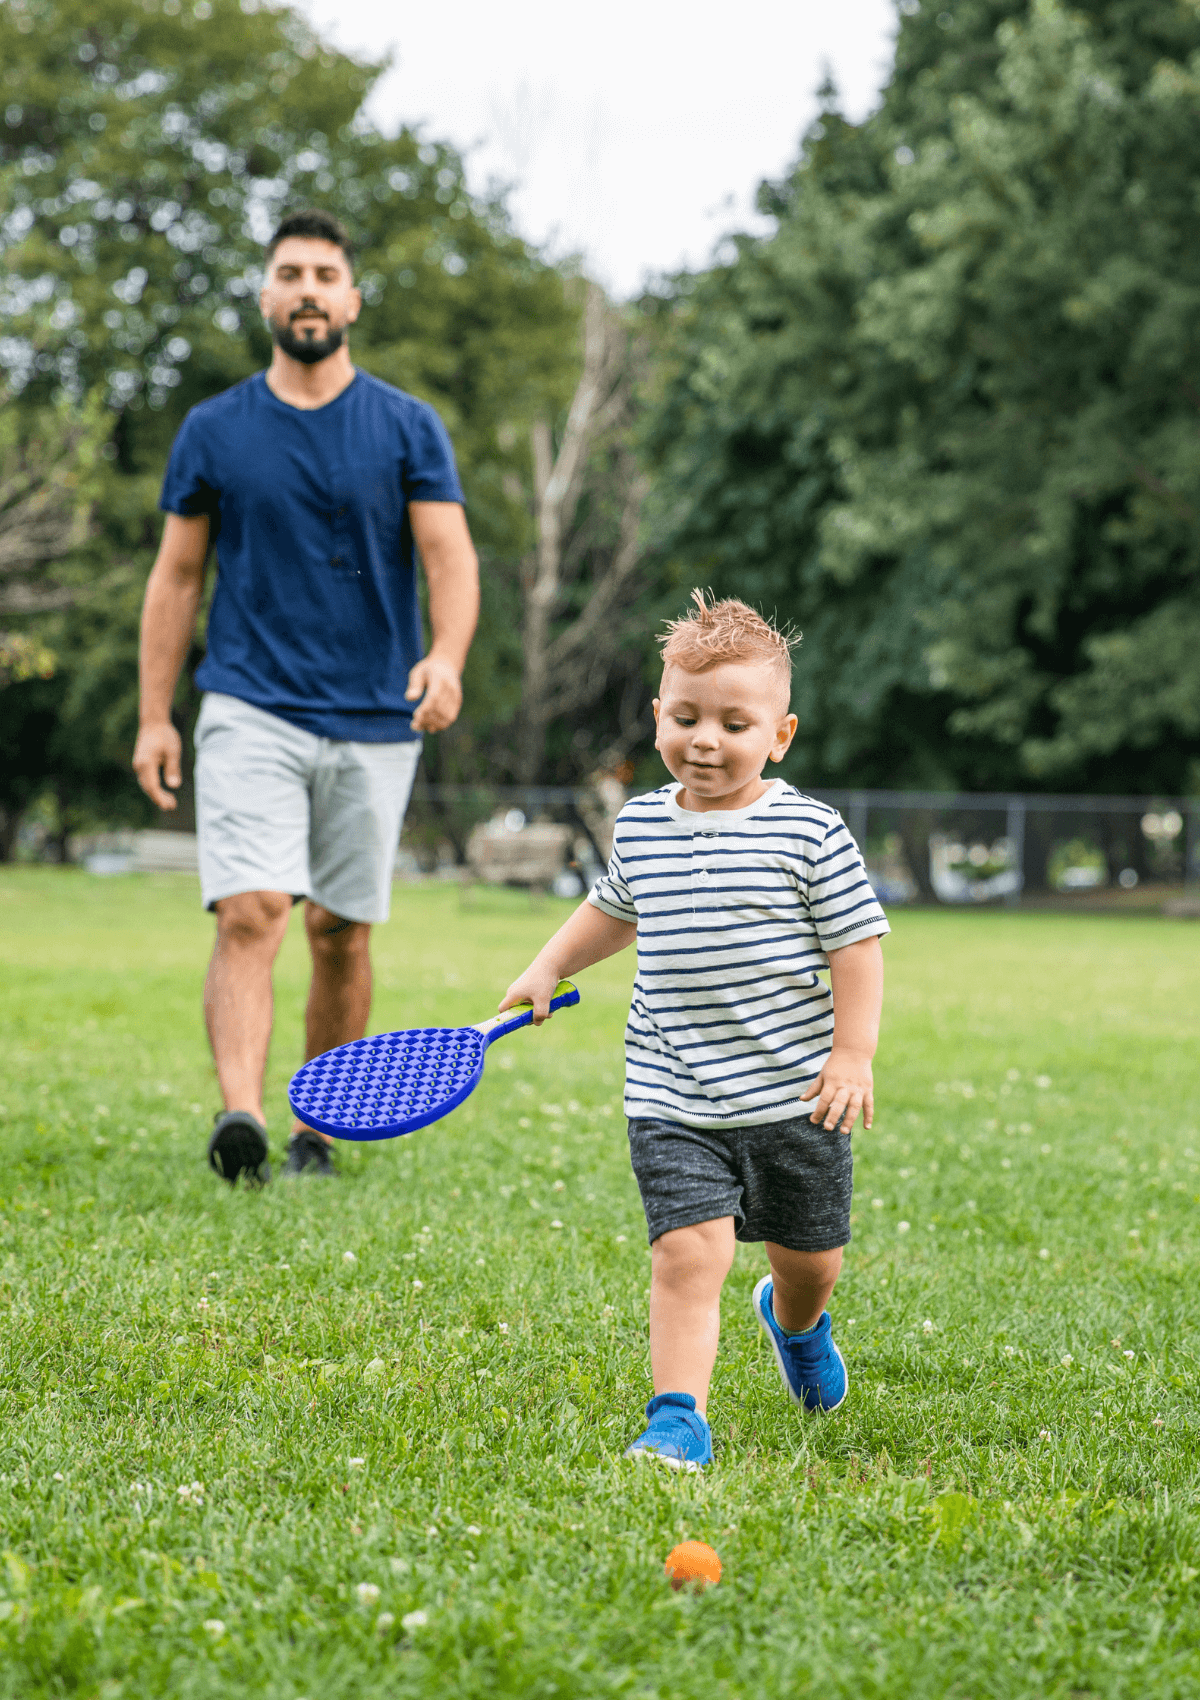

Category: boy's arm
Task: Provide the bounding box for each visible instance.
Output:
[799,935,884,1133]
[499,900,636,1025]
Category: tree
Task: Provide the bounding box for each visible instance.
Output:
[0,0,597,839]
[514,285,651,784]
[646,0,1200,796]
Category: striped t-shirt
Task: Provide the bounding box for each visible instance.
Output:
[588,780,890,1128]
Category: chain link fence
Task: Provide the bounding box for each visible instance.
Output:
[403,782,1199,910]
[807,789,1198,908]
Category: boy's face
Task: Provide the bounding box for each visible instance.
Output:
[653,662,798,812]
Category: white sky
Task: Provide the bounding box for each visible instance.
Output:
[298,0,898,297]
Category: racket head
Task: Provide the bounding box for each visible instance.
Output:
[287,1025,486,1141]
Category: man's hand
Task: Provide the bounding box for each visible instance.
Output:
[133,720,184,811]
[799,1048,875,1134]
[406,655,463,733]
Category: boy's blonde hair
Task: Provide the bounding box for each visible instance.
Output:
[658,589,798,706]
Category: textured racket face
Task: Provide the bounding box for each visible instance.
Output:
[288,1026,486,1141]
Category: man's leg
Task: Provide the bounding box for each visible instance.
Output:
[289,734,418,1169]
[291,901,372,1144]
[648,1217,737,1417]
[204,889,294,1124]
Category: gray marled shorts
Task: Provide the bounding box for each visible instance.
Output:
[194,693,420,923]
[627,1113,853,1252]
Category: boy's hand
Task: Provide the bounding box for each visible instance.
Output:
[499,962,562,1026]
[799,1048,874,1134]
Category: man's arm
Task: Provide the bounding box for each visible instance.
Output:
[799,934,885,1133]
[132,513,210,810]
[407,501,480,734]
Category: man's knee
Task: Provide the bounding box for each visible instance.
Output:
[214,890,293,948]
[305,902,370,962]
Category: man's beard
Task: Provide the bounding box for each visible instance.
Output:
[270,314,345,366]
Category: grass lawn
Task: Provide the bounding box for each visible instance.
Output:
[1,868,1199,1698]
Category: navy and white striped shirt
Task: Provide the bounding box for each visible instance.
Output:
[589,780,890,1128]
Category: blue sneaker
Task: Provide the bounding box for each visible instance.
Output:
[752,1276,848,1412]
[624,1392,714,1471]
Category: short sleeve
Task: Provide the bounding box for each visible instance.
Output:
[159,409,220,518]
[401,402,465,504]
[588,837,638,924]
[802,815,891,952]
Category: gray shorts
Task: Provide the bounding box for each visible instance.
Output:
[194,692,420,923]
[627,1113,853,1252]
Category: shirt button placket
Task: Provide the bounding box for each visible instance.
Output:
[694,826,716,904]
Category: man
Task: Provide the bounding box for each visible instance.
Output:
[132,208,479,1185]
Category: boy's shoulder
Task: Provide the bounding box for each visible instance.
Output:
[770,784,846,833]
[611,786,677,839]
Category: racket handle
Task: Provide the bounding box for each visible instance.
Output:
[482,979,580,1042]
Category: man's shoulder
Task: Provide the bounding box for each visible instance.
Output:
[350,370,443,426]
[181,373,264,428]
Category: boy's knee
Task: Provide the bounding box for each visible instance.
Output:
[767,1243,844,1288]
[651,1218,735,1287]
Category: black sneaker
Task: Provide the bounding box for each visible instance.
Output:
[208,1111,271,1186]
[283,1128,337,1178]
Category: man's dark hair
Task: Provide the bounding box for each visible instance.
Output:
[265,209,355,271]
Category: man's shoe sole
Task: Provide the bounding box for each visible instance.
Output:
[752,1275,848,1413]
[208,1115,270,1185]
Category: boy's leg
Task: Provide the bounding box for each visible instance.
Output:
[737,1114,852,1412]
[764,1244,843,1333]
[649,1217,736,1417]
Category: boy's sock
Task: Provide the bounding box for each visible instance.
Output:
[775,1302,820,1341]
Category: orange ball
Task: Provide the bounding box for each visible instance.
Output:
[664,1540,722,1591]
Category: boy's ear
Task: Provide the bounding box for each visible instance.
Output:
[769,712,799,763]
[651,698,661,724]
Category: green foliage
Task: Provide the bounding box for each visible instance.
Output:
[646,0,1200,794]
[0,0,585,816]
[2,875,1200,1693]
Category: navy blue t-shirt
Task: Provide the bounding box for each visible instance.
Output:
[159,370,464,742]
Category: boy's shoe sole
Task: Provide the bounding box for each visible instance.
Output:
[207,1111,270,1186]
[753,1275,848,1412]
[624,1446,703,1474]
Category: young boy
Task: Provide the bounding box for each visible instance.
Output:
[500,592,888,1468]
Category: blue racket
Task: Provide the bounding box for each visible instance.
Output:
[287,980,580,1141]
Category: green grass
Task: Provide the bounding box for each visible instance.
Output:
[2,869,1199,1698]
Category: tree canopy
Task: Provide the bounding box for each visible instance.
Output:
[3,0,1199,856]
[0,0,590,833]
[646,0,1200,795]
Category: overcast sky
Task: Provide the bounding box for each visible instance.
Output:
[298,0,899,297]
